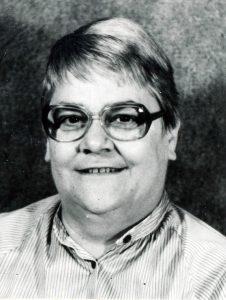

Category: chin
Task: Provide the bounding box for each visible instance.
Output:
[78,193,122,215]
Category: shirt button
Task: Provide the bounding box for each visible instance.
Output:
[91,261,96,269]
[123,234,132,244]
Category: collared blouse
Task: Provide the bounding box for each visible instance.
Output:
[0,193,225,298]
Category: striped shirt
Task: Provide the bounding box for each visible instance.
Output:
[0,194,226,299]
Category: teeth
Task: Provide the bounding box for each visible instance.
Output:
[84,168,122,174]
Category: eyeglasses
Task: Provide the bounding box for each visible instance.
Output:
[42,103,163,142]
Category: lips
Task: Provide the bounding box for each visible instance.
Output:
[77,167,126,174]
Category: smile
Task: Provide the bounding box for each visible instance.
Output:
[78,167,126,174]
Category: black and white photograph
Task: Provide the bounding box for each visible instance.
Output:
[0,0,225,298]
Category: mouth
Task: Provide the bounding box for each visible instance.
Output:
[77,167,127,174]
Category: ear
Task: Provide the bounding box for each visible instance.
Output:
[166,121,180,161]
[45,140,50,162]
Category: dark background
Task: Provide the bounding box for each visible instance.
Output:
[0,0,225,234]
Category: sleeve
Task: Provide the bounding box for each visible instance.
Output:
[211,271,226,300]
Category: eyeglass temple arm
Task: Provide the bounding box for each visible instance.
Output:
[148,111,164,121]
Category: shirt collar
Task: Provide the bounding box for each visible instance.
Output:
[115,191,171,246]
[53,191,171,256]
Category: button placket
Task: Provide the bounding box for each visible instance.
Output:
[86,260,99,298]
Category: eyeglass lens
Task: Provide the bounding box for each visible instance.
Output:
[44,104,158,142]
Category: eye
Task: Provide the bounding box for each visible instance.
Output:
[61,115,82,125]
[114,114,136,123]
[109,114,140,129]
[104,105,147,130]
[60,115,87,130]
[51,109,88,131]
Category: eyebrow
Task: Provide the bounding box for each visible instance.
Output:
[54,99,139,107]
[111,100,138,106]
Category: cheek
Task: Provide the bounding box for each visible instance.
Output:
[118,136,168,188]
[119,137,162,168]
[48,144,76,192]
[118,140,167,201]
[48,143,75,169]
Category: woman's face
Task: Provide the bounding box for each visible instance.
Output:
[45,71,179,220]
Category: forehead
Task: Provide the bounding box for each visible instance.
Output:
[50,71,160,113]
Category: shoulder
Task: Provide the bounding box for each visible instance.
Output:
[0,195,60,255]
[171,204,226,251]
[170,203,226,297]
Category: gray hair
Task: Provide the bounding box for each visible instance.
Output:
[42,17,180,129]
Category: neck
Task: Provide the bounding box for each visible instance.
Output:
[60,195,162,258]
[61,205,131,258]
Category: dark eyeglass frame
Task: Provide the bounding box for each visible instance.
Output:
[42,103,164,142]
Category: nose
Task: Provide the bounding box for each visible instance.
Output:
[78,119,114,154]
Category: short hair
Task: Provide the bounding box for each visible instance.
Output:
[42,17,180,129]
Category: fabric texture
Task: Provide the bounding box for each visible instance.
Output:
[0,194,225,299]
